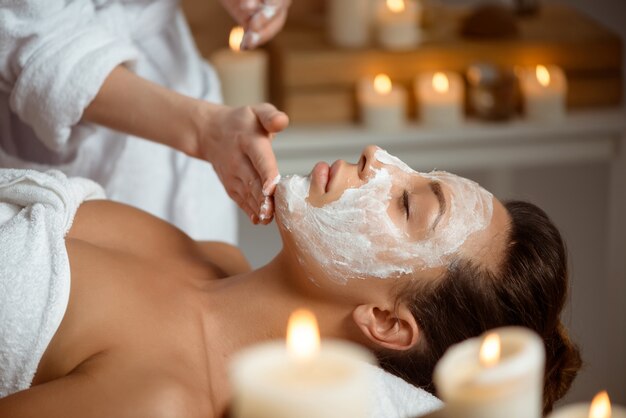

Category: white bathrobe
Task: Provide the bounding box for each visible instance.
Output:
[0,0,237,243]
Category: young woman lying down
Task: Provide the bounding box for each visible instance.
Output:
[0,145,581,417]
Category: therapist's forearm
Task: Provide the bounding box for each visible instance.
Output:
[83,65,214,158]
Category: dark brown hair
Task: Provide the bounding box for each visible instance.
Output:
[376,201,582,415]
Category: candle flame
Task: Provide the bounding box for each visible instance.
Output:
[479,333,501,367]
[374,74,393,95]
[386,0,406,13]
[432,72,450,93]
[536,65,551,87]
[589,391,611,418]
[229,26,244,52]
[286,309,320,360]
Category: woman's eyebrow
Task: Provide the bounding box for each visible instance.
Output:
[430,181,446,230]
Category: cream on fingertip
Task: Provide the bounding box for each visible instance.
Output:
[259,196,271,221]
[263,174,281,196]
[261,4,278,19]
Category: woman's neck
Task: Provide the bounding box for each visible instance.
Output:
[202,250,356,356]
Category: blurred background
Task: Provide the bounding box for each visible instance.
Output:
[181,0,625,408]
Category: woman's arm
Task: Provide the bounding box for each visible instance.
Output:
[83,66,289,224]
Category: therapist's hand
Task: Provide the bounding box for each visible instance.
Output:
[83,66,288,224]
[198,103,289,225]
[219,0,291,49]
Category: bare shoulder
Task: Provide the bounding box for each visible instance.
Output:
[196,242,252,277]
[68,200,202,261]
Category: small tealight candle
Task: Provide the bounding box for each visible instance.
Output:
[230,309,375,418]
[415,71,464,126]
[358,73,407,130]
[210,26,268,106]
[519,64,567,122]
[376,0,422,50]
[433,327,545,418]
[327,0,372,48]
[548,390,626,418]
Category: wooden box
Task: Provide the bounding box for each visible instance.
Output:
[268,4,623,124]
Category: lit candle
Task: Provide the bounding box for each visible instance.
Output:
[376,0,422,50]
[519,64,567,122]
[433,327,545,418]
[210,26,268,107]
[358,73,407,130]
[415,71,464,126]
[548,391,626,418]
[230,309,375,418]
[327,0,372,48]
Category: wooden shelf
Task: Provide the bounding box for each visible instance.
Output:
[268,4,623,124]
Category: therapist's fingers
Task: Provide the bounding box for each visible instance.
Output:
[235,158,266,206]
[233,180,265,225]
[246,0,287,32]
[251,103,289,134]
[241,8,288,49]
[244,135,280,197]
[219,0,267,26]
[258,195,275,224]
[219,150,265,224]
[233,189,260,224]
[240,165,276,225]
[240,0,261,14]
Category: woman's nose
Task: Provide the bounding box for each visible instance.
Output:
[358,145,380,178]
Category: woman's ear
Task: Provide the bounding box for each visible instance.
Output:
[352,303,419,351]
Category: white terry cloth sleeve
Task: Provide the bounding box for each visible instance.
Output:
[0,169,105,398]
[0,1,139,151]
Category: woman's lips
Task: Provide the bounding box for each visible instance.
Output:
[327,160,341,193]
[311,161,330,193]
[311,160,342,193]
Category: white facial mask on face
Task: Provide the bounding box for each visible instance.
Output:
[275,149,493,285]
[276,167,408,284]
[373,149,494,267]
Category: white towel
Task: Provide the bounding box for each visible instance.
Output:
[365,363,444,418]
[0,169,104,398]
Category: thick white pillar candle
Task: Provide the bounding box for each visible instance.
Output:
[415,71,464,126]
[376,0,422,50]
[327,0,372,48]
[211,27,268,107]
[434,327,545,418]
[548,391,626,418]
[519,65,567,122]
[358,74,407,130]
[230,310,375,418]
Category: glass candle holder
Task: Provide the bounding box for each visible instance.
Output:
[466,63,518,121]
